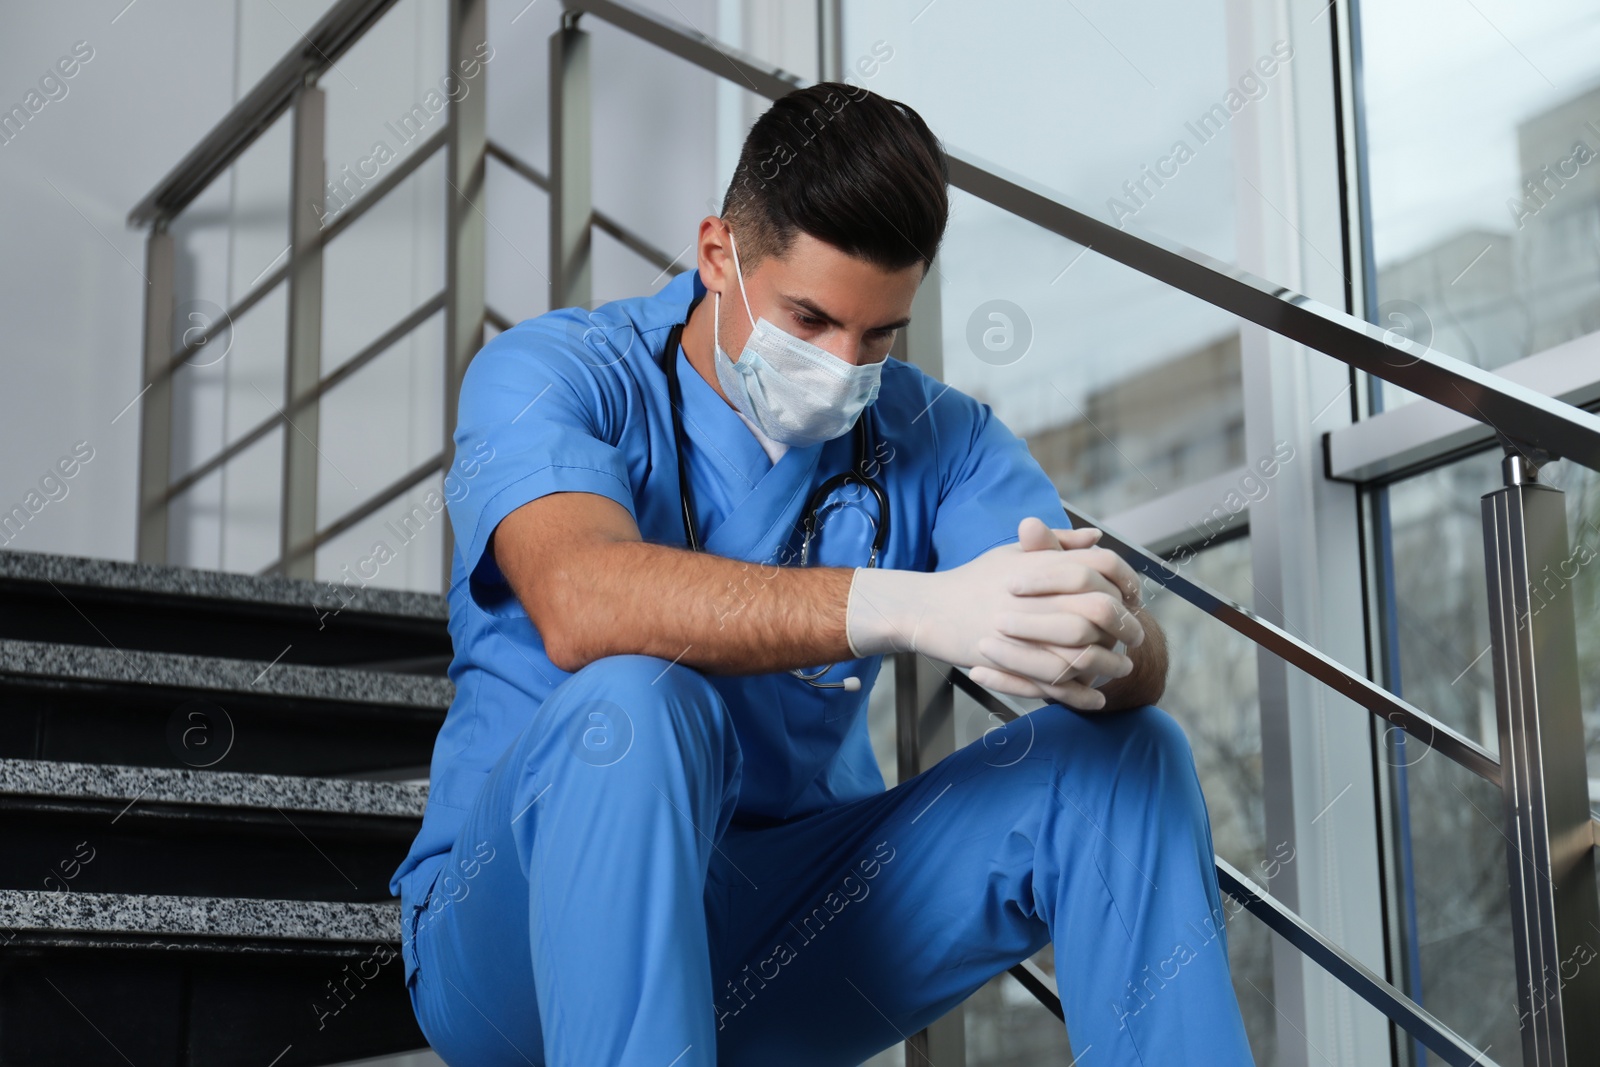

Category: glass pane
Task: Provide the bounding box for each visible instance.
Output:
[1377,450,1600,1065]
[485,153,550,326]
[841,0,1244,261]
[167,465,223,572]
[320,148,445,374]
[964,969,1075,1064]
[319,0,452,224]
[1145,535,1276,1065]
[1359,0,1600,411]
[1383,451,1600,764]
[937,190,1244,518]
[314,471,447,595]
[168,279,287,484]
[315,310,445,527]
[220,425,284,575]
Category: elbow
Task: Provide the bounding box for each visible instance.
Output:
[541,618,588,674]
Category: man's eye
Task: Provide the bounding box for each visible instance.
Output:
[795,314,825,328]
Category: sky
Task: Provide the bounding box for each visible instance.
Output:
[1360,0,1600,265]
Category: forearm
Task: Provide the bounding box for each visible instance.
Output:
[1096,605,1167,711]
[538,539,859,675]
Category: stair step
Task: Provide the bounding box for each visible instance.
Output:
[0,638,452,707]
[1,639,450,778]
[0,893,423,1065]
[0,757,428,818]
[0,549,449,672]
[0,759,424,902]
[0,888,398,952]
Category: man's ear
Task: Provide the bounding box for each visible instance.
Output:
[697,216,737,295]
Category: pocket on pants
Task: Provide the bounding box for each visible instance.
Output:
[406,868,440,987]
[406,869,441,1052]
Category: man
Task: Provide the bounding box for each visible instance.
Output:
[393,80,1254,1066]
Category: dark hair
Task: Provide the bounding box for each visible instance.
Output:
[720,81,949,278]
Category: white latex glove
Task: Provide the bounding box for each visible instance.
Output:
[845,517,1142,710]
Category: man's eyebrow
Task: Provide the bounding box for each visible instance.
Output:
[781,292,911,332]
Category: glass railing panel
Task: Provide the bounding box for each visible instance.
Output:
[320,149,446,373]
[314,470,448,593]
[318,0,454,218]
[484,154,551,325]
[1144,533,1276,1063]
[219,425,285,575]
[1359,0,1600,413]
[1375,447,1600,1065]
[167,281,288,487]
[935,187,1244,518]
[314,308,445,527]
[842,0,1255,268]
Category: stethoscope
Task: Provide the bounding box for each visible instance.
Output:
[661,295,889,691]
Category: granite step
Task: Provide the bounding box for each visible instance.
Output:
[0,639,451,778]
[0,549,450,673]
[0,890,423,1065]
[0,758,424,903]
[0,888,399,954]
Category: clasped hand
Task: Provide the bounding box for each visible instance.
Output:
[845,516,1143,711]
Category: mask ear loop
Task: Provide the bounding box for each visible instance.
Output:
[725,224,757,329]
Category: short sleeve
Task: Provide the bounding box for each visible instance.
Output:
[447,314,639,611]
[927,388,1071,572]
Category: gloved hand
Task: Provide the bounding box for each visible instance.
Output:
[845,517,1143,710]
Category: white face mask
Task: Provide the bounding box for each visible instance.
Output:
[712,226,884,448]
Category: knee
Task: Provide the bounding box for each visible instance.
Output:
[1034,702,1201,793]
[1122,704,1198,771]
[566,652,718,705]
[541,654,734,769]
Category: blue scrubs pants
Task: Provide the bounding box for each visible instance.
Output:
[402,654,1255,1065]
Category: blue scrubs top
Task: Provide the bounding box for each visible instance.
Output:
[391,267,1071,982]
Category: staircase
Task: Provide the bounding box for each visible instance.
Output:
[0,550,450,1066]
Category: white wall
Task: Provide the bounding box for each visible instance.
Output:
[0,0,243,561]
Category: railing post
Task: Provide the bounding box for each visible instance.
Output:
[1480,445,1600,1066]
[893,653,967,1066]
[280,78,326,580]
[444,0,487,587]
[136,225,175,565]
[550,9,591,311]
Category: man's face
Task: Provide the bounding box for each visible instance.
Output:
[709,221,923,367]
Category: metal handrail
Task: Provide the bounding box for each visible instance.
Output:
[128,0,1600,468]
